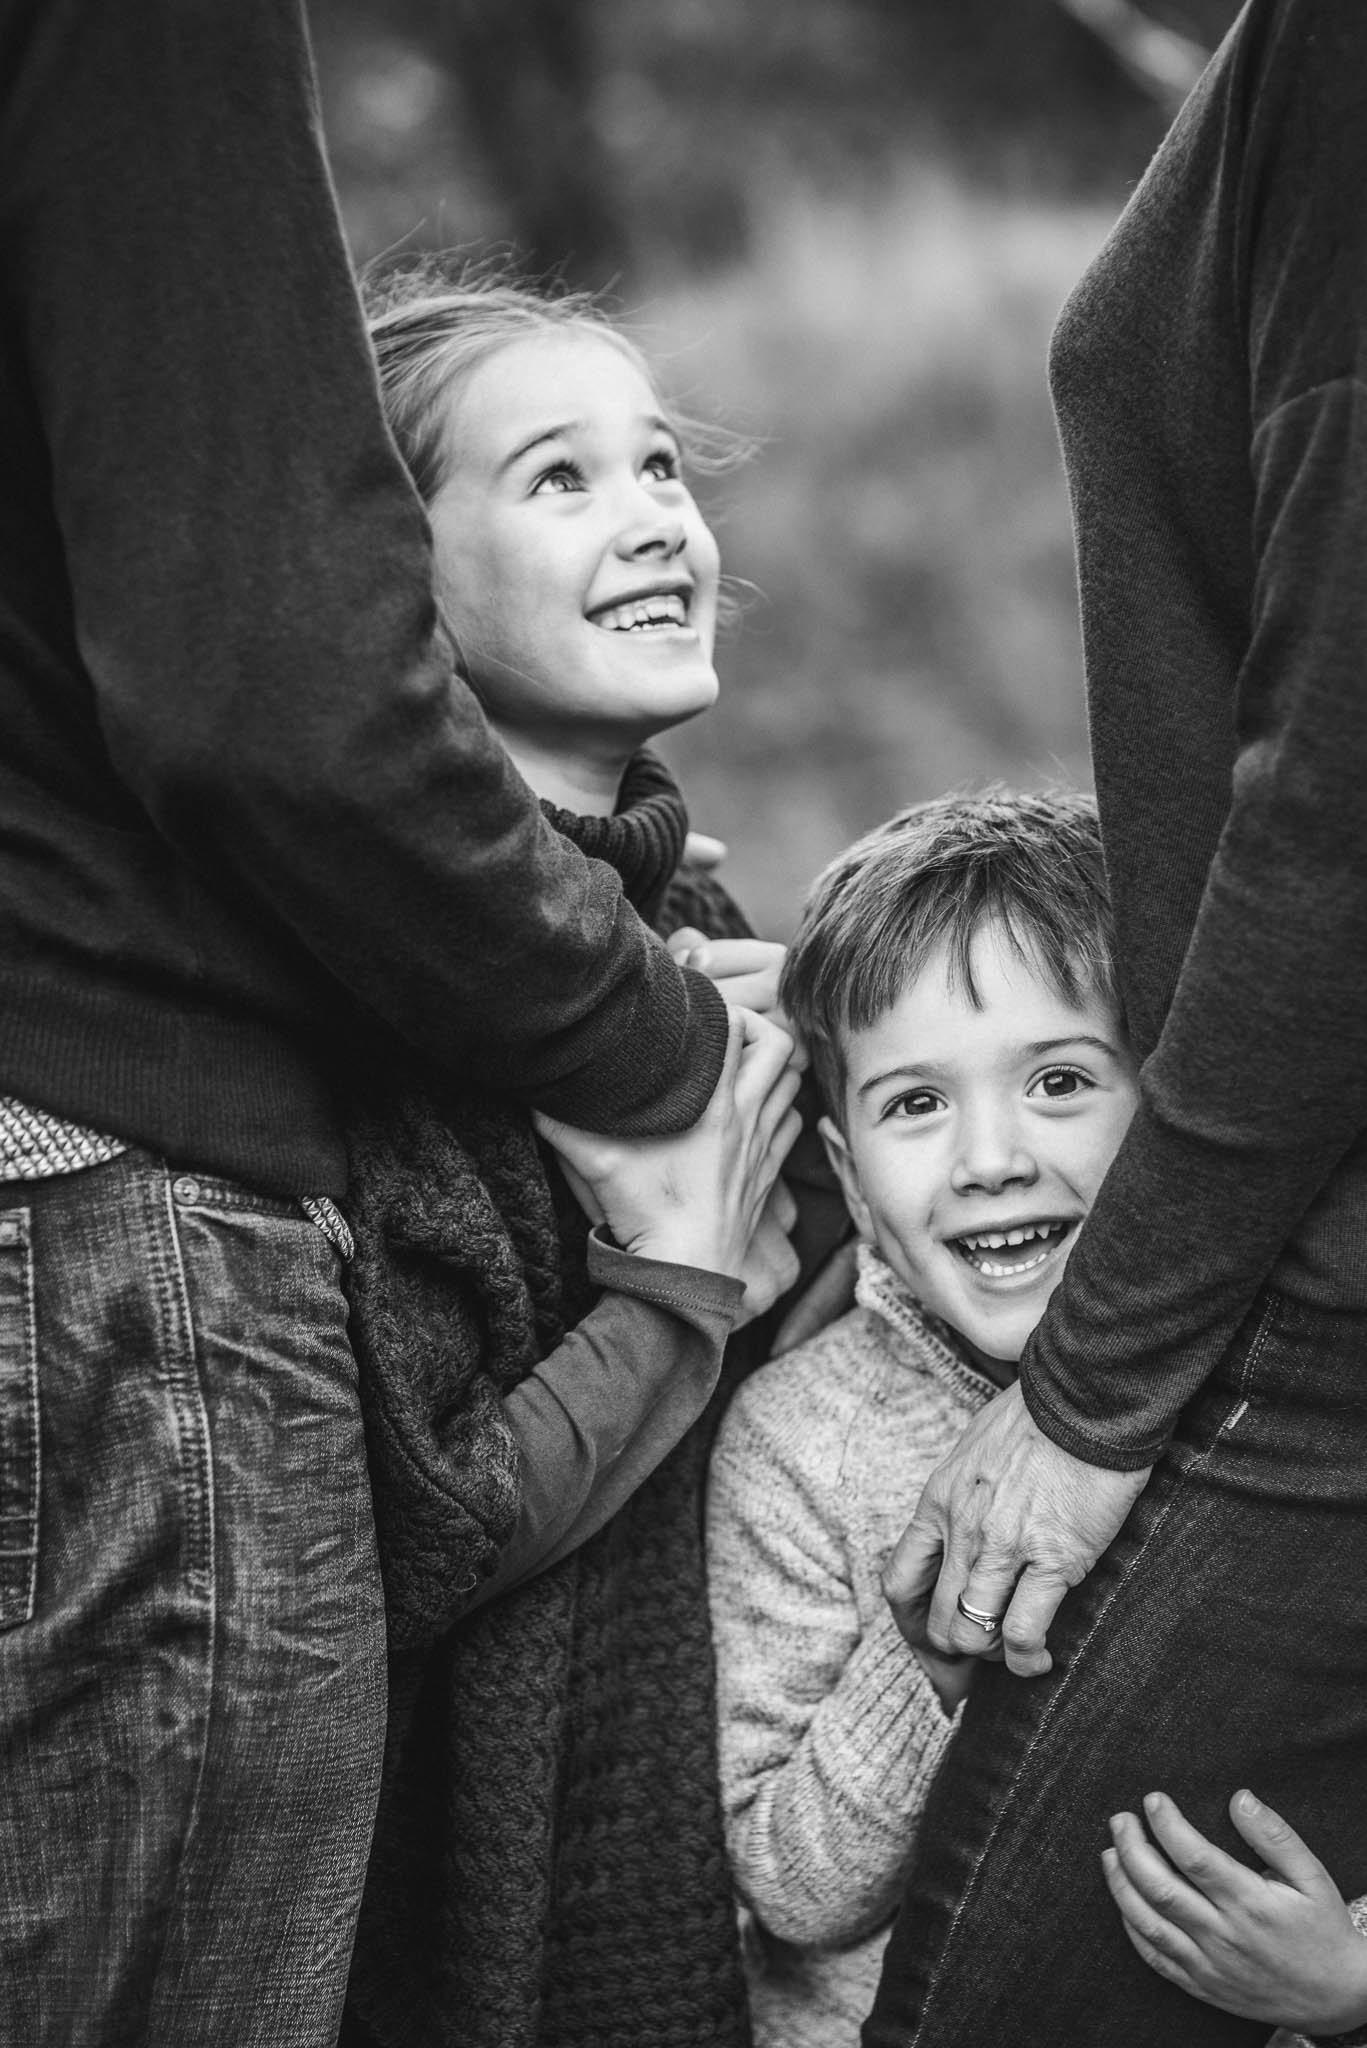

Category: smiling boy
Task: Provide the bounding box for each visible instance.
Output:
[705,791,1139,2048]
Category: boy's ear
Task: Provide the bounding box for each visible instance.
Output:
[818,1114,874,1242]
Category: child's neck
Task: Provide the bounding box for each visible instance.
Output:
[493,727,633,819]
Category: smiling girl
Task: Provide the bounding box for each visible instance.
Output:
[334,269,812,2048]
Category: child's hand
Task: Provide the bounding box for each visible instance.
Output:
[733,1178,801,1326]
[534,1008,802,1284]
[667,928,790,1026]
[910,1640,978,1718]
[1102,1789,1367,2035]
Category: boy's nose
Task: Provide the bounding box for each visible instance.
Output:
[949,1113,1039,1197]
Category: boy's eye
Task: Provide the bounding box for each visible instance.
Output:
[1028,1065,1091,1101]
[886,1088,943,1120]
[644,447,681,482]
[531,460,585,495]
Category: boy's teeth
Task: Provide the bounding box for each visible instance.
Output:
[596,595,686,632]
[953,1221,1070,1278]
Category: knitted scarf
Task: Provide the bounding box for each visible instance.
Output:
[341,751,756,2048]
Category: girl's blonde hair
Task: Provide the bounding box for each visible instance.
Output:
[363,258,744,507]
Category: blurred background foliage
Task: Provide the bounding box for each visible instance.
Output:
[310,0,1241,934]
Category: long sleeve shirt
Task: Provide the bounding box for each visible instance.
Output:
[1025,0,1367,1466]
[0,0,725,1196]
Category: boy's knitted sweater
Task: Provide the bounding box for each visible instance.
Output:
[707,1246,996,2048]
[342,751,759,2048]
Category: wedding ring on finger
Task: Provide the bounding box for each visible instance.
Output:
[956,1593,1004,1637]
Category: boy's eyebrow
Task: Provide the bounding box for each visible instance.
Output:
[854,1034,1124,1100]
[1022,1034,1125,1060]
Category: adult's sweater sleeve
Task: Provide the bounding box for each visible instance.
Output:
[1021,9,1367,1468]
[706,1373,955,1947]
[0,0,725,1134]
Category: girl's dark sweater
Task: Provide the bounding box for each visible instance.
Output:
[1026,0,1367,1465]
[0,0,724,1195]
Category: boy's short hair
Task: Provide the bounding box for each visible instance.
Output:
[780,789,1121,1120]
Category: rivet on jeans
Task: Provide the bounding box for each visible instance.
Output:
[171,1176,202,1205]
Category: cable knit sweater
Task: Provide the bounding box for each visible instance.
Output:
[707,1246,995,2048]
[341,751,761,2048]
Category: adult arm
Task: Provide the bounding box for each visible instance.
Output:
[0,0,724,1131]
[465,1234,741,1609]
[707,1377,954,1947]
[887,5,1367,1669]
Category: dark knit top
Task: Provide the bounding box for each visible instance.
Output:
[342,751,758,2048]
[0,0,725,1195]
[1022,0,1367,1467]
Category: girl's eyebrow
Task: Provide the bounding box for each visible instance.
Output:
[498,411,679,475]
[498,422,581,473]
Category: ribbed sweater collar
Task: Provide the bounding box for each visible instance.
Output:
[855,1244,998,1409]
[540,748,688,929]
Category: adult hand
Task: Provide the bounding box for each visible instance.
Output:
[882,1379,1151,1677]
[682,830,728,872]
[666,927,790,1028]
[534,1007,801,1284]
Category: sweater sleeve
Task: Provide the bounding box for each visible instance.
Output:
[1021,10,1367,1467]
[0,0,725,1136]
[707,1376,955,1948]
[466,1232,742,1608]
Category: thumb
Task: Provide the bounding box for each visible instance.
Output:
[1229,1791,1334,1895]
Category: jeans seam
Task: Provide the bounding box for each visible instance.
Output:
[910,1289,1280,2044]
[0,1213,40,1627]
[154,1172,223,1905]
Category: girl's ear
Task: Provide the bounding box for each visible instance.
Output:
[818,1114,875,1241]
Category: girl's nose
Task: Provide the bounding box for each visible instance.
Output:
[614,489,687,562]
[949,1108,1039,1197]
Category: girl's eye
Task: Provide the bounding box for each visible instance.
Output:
[886,1088,943,1121]
[644,447,681,482]
[531,460,585,495]
[1029,1066,1092,1101]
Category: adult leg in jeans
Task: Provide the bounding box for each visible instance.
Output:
[864,1291,1367,2048]
[0,1151,387,2048]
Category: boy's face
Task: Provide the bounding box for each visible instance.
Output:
[821,919,1138,1378]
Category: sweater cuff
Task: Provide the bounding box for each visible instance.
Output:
[587,1224,744,1325]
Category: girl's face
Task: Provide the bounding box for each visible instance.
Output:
[426,331,721,762]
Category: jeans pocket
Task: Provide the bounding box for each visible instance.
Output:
[0,1212,39,1629]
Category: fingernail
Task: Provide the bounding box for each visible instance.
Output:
[1143,1792,1162,1815]
[1236,1789,1260,1816]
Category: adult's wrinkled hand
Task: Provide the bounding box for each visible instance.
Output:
[882,1379,1151,1677]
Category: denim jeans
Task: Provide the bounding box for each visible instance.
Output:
[864,1288,1367,2048]
[0,1149,386,2046]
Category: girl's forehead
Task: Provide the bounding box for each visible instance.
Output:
[442,330,664,463]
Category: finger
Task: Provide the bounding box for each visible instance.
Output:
[682,831,727,871]
[666,925,708,961]
[734,1011,799,1104]
[942,1563,1019,1658]
[1141,1791,1259,1912]
[882,1519,948,1648]
[705,969,781,1013]
[767,1177,798,1234]
[993,1560,1074,1677]
[1227,1788,1335,1896]
[1101,1846,1208,1990]
[1107,1810,1221,1942]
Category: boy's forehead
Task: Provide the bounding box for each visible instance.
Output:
[839,936,1123,1081]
